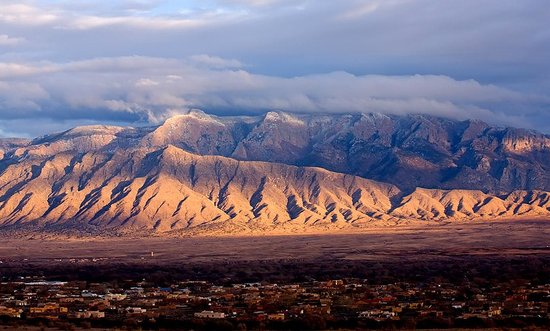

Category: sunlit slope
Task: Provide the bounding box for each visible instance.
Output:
[0,143,548,234]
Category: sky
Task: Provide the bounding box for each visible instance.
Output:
[0,0,549,137]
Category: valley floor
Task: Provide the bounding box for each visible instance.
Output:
[0,219,548,268]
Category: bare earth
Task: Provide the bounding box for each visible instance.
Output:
[0,220,548,266]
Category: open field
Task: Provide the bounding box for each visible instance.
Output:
[1,220,549,263]
[0,219,549,283]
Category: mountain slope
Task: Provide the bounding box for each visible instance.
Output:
[0,143,548,235]
[0,111,548,235]
[6,110,548,193]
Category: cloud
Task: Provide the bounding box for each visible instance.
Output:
[0,55,547,137]
[0,4,59,25]
[0,0,548,136]
[0,34,25,46]
[220,0,302,7]
[0,1,246,31]
[188,54,244,69]
[0,81,49,113]
[0,62,58,78]
[1,1,548,81]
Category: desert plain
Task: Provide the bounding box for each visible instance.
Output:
[0,219,548,283]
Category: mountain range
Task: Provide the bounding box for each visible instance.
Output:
[0,110,548,235]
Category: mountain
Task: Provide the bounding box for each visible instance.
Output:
[0,110,548,235]
[0,138,30,159]
[14,110,550,193]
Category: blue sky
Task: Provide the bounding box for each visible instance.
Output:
[0,0,549,137]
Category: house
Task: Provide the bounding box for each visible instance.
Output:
[73,310,106,319]
[125,307,147,314]
[194,310,226,319]
[268,313,285,321]
[0,306,21,318]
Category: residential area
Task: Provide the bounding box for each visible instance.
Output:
[0,276,548,329]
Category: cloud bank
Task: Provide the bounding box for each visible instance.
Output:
[1,56,547,137]
[0,0,548,136]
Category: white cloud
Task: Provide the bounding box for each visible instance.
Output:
[0,1,247,31]
[59,15,206,30]
[0,4,60,25]
[188,54,243,69]
[0,55,546,135]
[0,81,50,112]
[135,78,160,87]
[0,62,58,78]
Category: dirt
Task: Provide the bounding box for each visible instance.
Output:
[0,220,548,266]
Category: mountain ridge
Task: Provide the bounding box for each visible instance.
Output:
[3,110,549,193]
[0,110,549,236]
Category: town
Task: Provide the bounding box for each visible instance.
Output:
[0,276,548,330]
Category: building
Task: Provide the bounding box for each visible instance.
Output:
[194,310,226,319]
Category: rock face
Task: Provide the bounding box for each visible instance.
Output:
[0,110,548,235]
[0,138,30,159]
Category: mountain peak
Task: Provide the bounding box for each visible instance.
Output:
[64,125,126,136]
[263,111,304,125]
[161,109,221,126]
